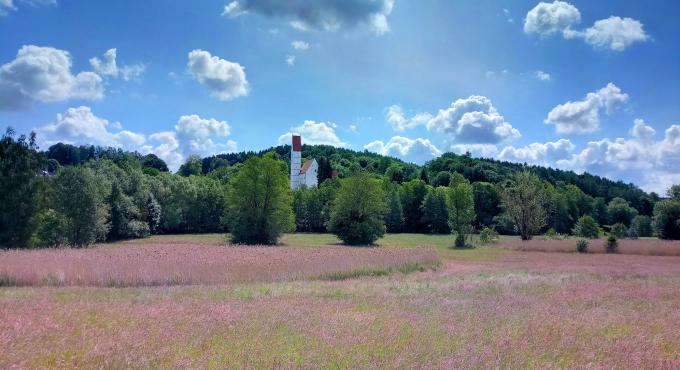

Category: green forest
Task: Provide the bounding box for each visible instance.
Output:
[2,127,680,248]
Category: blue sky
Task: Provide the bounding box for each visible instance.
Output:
[1,0,679,193]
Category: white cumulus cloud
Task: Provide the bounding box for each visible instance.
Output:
[544,83,628,134]
[223,0,394,35]
[525,2,649,51]
[0,45,103,110]
[187,49,249,101]
[499,139,575,165]
[89,48,146,81]
[364,136,442,164]
[278,120,347,147]
[0,0,54,16]
[524,1,580,36]
[385,105,432,131]
[291,40,310,50]
[535,70,551,81]
[426,96,521,144]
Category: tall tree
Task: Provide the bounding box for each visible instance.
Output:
[500,172,547,240]
[385,186,405,233]
[0,129,43,247]
[329,172,387,245]
[448,181,475,247]
[317,156,333,184]
[225,153,294,244]
[607,197,638,227]
[54,166,110,247]
[401,179,429,233]
[421,187,450,234]
[472,182,501,229]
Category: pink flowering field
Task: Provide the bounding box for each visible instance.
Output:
[2,234,680,368]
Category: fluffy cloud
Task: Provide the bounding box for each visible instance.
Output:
[524,2,649,51]
[557,119,680,193]
[499,139,575,165]
[544,83,628,134]
[278,120,347,147]
[291,41,310,50]
[223,0,394,35]
[35,106,144,150]
[426,96,521,143]
[34,107,237,171]
[0,45,103,110]
[523,1,580,36]
[187,49,249,101]
[364,136,442,164]
[535,70,551,81]
[451,144,499,158]
[385,105,432,131]
[285,55,296,66]
[0,0,54,16]
[89,48,146,81]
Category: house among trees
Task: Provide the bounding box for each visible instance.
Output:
[290,135,318,190]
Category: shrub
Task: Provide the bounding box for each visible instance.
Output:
[33,209,67,247]
[479,227,498,244]
[544,228,560,240]
[610,223,628,239]
[605,236,619,254]
[572,215,599,238]
[576,238,589,253]
[329,172,387,245]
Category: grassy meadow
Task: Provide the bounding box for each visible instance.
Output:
[2,233,680,368]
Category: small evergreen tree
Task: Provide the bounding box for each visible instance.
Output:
[421,187,450,234]
[385,186,405,233]
[329,172,387,245]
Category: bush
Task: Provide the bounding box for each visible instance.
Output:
[479,227,498,244]
[653,199,680,240]
[544,228,560,240]
[576,238,589,253]
[605,236,618,254]
[610,223,628,239]
[329,172,388,245]
[33,209,67,247]
[572,215,599,238]
[225,153,294,245]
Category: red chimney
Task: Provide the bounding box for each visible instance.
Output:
[292,135,302,151]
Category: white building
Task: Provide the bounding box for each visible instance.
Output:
[290,135,318,190]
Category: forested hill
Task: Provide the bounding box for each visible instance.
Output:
[44,141,656,215]
[203,145,656,214]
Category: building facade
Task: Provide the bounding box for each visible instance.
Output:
[290,135,318,190]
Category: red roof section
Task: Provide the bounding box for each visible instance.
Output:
[292,135,302,151]
[300,159,314,174]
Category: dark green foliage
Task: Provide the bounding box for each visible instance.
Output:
[591,197,609,225]
[472,182,501,229]
[432,171,451,187]
[0,129,43,247]
[607,197,638,227]
[421,187,450,234]
[293,187,326,232]
[401,179,429,233]
[317,156,334,184]
[573,215,599,238]
[547,191,571,234]
[141,154,168,172]
[630,215,652,238]
[610,223,629,239]
[146,194,161,234]
[576,239,589,253]
[653,199,680,240]
[54,167,110,247]
[668,185,680,201]
[606,236,619,253]
[225,153,294,244]
[385,186,405,233]
[33,209,67,247]
[178,155,203,176]
[329,172,387,245]
[419,168,429,184]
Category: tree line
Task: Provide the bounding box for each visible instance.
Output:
[2,128,680,248]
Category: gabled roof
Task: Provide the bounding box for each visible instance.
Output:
[300,159,315,174]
